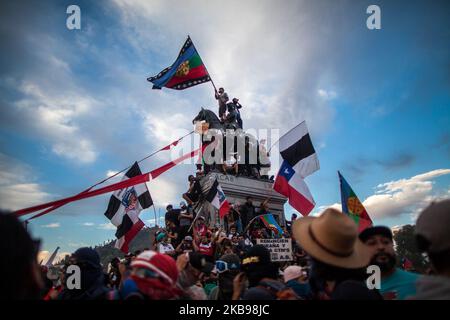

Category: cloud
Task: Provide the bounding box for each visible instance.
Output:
[0,153,51,211]
[106,170,119,178]
[146,176,182,207]
[97,222,116,230]
[344,152,417,181]
[375,153,416,170]
[319,169,450,222]
[68,242,88,248]
[110,0,337,139]
[317,89,337,100]
[82,222,95,227]
[13,81,98,164]
[363,169,450,219]
[41,222,60,228]
[38,250,71,265]
[315,169,450,223]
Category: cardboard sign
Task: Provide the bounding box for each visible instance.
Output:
[256,238,293,262]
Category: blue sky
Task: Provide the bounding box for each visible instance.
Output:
[0,0,449,260]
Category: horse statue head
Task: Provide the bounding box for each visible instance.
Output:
[192,107,223,131]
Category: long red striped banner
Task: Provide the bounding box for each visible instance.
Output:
[14,145,204,217]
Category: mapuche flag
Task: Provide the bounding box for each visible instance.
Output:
[273,121,319,216]
[104,162,153,253]
[338,171,373,232]
[147,36,211,90]
[260,214,284,237]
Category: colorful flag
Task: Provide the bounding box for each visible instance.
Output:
[104,162,153,253]
[273,121,318,216]
[147,36,211,90]
[260,214,284,237]
[205,178,230,218]
[338,171,373,232]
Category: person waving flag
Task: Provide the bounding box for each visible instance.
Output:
[147,36,212,90]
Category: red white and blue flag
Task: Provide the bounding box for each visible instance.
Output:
[273,121,319,216]
[206,178,230,218]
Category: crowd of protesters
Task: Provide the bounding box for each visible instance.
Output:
[1,198,449,300]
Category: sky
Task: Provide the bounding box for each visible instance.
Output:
[0,0,449,261]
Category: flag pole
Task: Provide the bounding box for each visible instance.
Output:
[157,208,161,227]
[188,35,218,93]
[152,205,158,228]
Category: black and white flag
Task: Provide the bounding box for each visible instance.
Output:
[104,162,153,253]
[279,121,320,178]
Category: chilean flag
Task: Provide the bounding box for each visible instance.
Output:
[206,179,231,218]
[274,160,315,216]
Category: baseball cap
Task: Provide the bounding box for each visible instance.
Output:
[283,265,304,283]
[131,250,178,285]
[359,226,393,243]
[184,235,193,241]
[415,199,450,253]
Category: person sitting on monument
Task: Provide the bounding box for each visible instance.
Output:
[222,152,239,176]
[183,175,202,206]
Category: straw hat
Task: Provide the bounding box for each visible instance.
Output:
[292,208,371,269]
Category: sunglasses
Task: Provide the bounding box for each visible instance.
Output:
[215,260,240,273]
[133,268,161,280]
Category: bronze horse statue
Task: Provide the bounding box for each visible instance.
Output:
[192,108,262,178]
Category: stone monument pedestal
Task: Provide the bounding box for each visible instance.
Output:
[199,172,287,228]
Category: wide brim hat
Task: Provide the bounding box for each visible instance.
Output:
[292,208,371,269]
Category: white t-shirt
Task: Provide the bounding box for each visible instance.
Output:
[158,242,175,255]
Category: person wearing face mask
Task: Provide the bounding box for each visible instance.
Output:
[58,247,109,300]
[209,254,241,300]
[359,226,420,300]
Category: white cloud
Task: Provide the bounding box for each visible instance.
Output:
[110,0,336,139]
[97,222,117,230]
[82,222,95,227]
[38,250,71,265]
[146,177,182,207]
[316,169,450,223]
[68,242,88,247]
[15,81,98,164]
[41,222,60,228]
[0,153,51,211]
[310,203,341,216]
[317,89,337,100]
[106,170,119,178]
[364,169,450,220]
